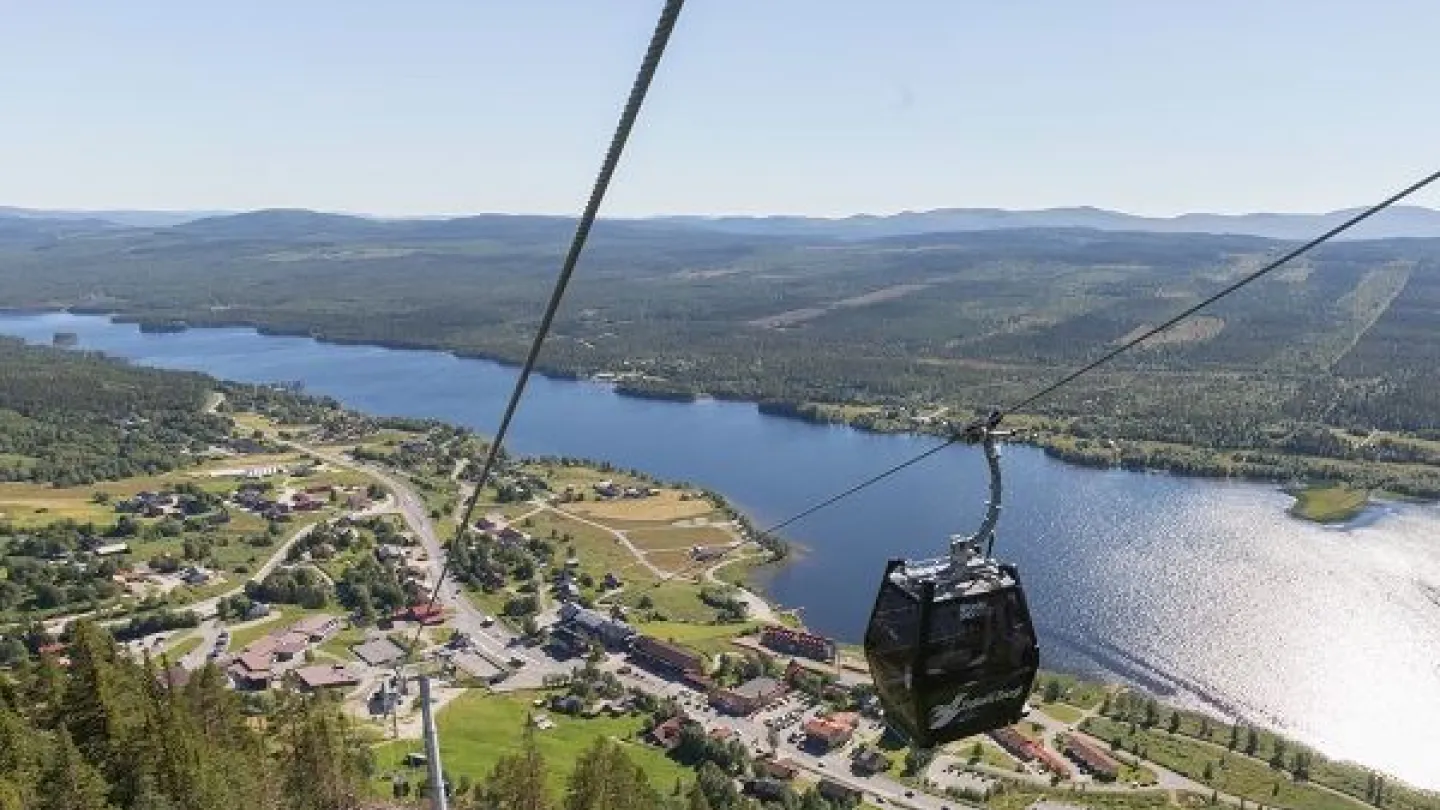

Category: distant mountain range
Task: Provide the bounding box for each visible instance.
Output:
[2,204,1439,241]
[655,205,1440,241]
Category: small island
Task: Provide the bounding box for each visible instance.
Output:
[1288,483,1370,523]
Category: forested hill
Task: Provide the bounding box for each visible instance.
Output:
[0,338,227,485]
[3,212,1440,450]
[0,621,373,810]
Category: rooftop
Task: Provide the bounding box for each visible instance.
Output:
[293,664,361,689]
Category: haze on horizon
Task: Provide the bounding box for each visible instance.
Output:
[4,0,1438,219]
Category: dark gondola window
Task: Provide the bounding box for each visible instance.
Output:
[864,577,921,735]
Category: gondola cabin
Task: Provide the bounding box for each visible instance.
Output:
[863,546,1039,747]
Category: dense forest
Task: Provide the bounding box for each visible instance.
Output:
[0,338,228,485]
[0,620,370,810]
[3,212,1440,459]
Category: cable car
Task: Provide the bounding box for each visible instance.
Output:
[863,418,1040,747]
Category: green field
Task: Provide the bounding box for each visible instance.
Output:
[1289,484,1370,523]
[632,620,753,656]
[1037,701,1086,724]
[371,690,691,798]
[1083,716,1368,810]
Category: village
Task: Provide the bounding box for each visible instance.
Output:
[7,403,1304,810]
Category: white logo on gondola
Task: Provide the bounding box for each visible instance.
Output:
[927,685,1026,730]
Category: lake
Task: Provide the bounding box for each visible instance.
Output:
[3,312,1438,787]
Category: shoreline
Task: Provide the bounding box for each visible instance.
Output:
[7,307,1435,521]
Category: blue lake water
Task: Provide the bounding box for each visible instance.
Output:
[4,312,1439,787]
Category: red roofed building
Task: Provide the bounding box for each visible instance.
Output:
[802,716,856,751]
[760,625,837,662]
[754,757,799,781]
[988,727,1037,762]
[649,716,688,751]
[1064,735,1119,781]
[394,603,447,626]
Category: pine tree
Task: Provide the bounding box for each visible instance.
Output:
[1245,726,1259,755]
[564,738,661,810]
[131,773,180,810]
[686,782,714,810]
[277,693,364,810]
[483,724,551,810]
[0,706,41,810]
[37,728,115,810]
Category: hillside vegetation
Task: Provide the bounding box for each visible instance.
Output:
[3,214,1440,484]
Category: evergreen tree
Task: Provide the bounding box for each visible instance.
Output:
[482,724,551,810]
[563,738,661,810]
[37,728,115,810]
[686,782,715,810]
[1245,726,1260,755]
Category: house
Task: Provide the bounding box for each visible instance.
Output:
[292,664,362,691]
[753,757,799,781]
[291,615,341,642]
[375,543,408,562]
[593,480,621,498]
[244,601,272,620]
[228,649,274,690]
[630,635,706,676]
[760,625,838,662]
[550,695,585,715]
[851,747,891,775]
[650,716,688,751]
[708,726,738,743]
[497,525,531,545]
[476,513,508,533]
[1063,735,1119,781]
[712,676,788,715]
[557,602,637,649]
[817,779,863,805]
[273,632,311,661]
[802,714,858,751]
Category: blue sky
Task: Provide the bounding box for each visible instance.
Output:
[3,1,1437,217]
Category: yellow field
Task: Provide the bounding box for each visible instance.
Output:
[644,548,697,573]
[624,525,735,552]
[0,483,115,525]
[566,489,713,522]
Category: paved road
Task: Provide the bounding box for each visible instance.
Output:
[179,619,225,670]
[282,440,560,687]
